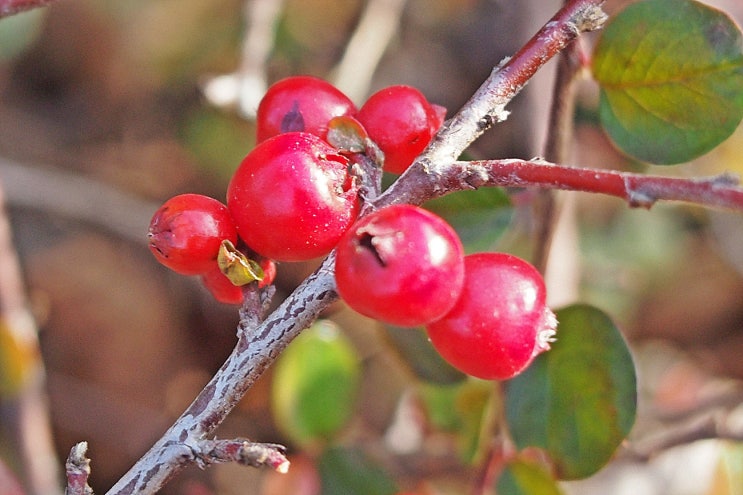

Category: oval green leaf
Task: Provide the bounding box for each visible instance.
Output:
[271,320,361,447]
[592,0,743,164]
[505,304,637,480]
[496,459,564,495]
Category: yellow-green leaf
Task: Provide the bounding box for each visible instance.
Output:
[593,0,743,164]
[271,321,360,447]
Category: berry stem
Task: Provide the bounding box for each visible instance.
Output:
[377,157,743,211]
[452,159,743,211]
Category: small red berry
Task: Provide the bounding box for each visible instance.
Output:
[148,194,238,275]
[227,132,360,262]
[335,204,465,327]
[357,85,444,174]
[256,75,357,143]
[425,253,557,380]
[201,264,244,305]
[201,254,277,305]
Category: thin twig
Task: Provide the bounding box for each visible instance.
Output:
[532,29,587,273]
[201,0,285,118]
[383,158,743,212]
[195,439,289,473]
[64,443,93,495]
[0,159,158,244]
[0,180,62,495]
[331,0,408,103]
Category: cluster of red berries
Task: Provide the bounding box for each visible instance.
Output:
[148,76,443,302]
[147,75,556,380]
[335,203,557,380]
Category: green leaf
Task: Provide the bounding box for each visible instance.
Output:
[592,0,743,164]
[424,187,513,253]
[496,459,564,495]
[419,380,494,463]
[271,321,361,447]
[505,305,637,480]
[318,446,398,495]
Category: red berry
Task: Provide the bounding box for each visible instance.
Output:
[357,85,444,174]
[227,132,360,262]
[201,255,277,305]
[148,194,238,275]
[201,264,244,305]
[256,76,357,143]
[335,204,465,327]
[425,253,557,380]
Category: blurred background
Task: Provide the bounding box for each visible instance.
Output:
[1,0,743,494]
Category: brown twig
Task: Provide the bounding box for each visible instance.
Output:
[532,29,587,273]
[64,443,93,495]
[194,439,289,472]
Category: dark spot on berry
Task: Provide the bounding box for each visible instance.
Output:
[359,232,386,267]
[280,100,305,133]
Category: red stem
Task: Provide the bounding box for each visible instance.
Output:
[467,159,743,210]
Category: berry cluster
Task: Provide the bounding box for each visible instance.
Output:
[335,204,557,380]
[147,75,556,380]
[148,76,443,304]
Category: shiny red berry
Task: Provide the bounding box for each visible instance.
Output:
[201,264,244,305]
[335,204,465,327]
[425,253,557,380]
[357,85,445,174]
[227,132,360,262]
[256,75,357,143]
[148,194,238,275]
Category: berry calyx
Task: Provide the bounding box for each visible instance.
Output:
[425,253,557,380]
[227,132,360,262]
[202,250,276,305]
[256,76,357,143]
[335,204,465,327]
[357,85,445,174]
[148,194,238,275]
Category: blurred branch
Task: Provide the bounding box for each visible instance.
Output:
[331,0,408,103]
[0,158,158,244]
[0,179,61,495]
[202,0,285,118]
[532,26,587,273]
[0,0,55,18]
[627,401,743,461]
